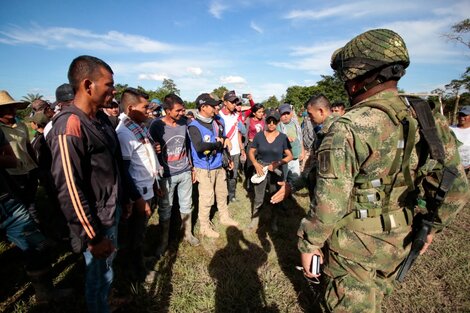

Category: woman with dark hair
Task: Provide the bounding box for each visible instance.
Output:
[244,103,265,190]
[248,109,292,231]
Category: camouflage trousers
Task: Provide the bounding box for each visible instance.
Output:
[320,252,396,313]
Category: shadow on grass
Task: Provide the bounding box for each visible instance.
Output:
[257,196,320,311]
[209,226,279,313]
[113,200,185,313]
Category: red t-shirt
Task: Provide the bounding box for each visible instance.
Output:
[247,118,265,141]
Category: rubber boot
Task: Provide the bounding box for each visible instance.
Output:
[199,221,220,238]
[181,213,200,246]
[155,220,170,257]
[218,206,239,227]
[198,203,220,238]
[27,268,73,304]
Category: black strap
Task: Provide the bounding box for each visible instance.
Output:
[406,97,445,163]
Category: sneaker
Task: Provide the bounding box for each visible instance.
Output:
[251,166,268,184]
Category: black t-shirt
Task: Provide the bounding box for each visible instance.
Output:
[252,131,291,164]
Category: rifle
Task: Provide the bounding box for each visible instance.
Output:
[395,216,432,282]
[396,166,458,282]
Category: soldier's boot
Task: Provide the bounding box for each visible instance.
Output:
[218,207,239,227]
[155,220,170,257]
[27,267,73,304]
[199,221,220,238]
[181,213,200,246]
[271,210,279,233]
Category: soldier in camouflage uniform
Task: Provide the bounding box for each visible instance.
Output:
[290,29,469,312]
[301,94,337,200]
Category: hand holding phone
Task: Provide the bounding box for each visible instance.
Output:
[311,254,321,276]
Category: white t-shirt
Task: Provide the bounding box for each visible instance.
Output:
[116,114,158,201]
[219,109,240,156]
[450,125,470,168]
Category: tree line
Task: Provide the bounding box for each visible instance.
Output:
[18,19,469,122]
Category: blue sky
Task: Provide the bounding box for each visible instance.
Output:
[0,0,469,103]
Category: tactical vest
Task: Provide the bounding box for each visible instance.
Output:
[335,96,456,234]
[189,119,223,170]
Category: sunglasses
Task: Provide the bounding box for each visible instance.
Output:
[266,118,278,125]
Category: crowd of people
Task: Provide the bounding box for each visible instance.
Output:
[1,28,469,313]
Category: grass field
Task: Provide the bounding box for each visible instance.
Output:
[0,180,469,313]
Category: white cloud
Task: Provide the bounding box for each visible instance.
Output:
[0,24,178,53]
[138,73,168,81]
[250,21,264,34]
[187,67,203,76]
[220,75,247,85]
[378,19,469,63]
[285,1,415,20]
[269,40,345,74]
[209,1,228,19]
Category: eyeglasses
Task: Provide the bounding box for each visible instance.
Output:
[266,119,278,125]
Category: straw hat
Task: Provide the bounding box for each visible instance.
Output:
[0,90,29,110]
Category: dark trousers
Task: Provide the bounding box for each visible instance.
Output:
[227,153,240,199]
[252,171,282,217]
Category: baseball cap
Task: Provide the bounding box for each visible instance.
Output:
[458,106,470,116]
[25,112,50,127]
[278,103,292,115]
[55,83,74,102]
[195,93,221,109]
[224,90,239,103]
[31,99,51,112]
[265,109,280,122]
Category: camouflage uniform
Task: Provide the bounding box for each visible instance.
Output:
[298,29,469,313]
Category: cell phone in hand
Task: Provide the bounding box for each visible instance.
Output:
[311,255,320,275]
[242,94,249,98]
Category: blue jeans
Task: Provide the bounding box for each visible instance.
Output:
[0,197,47,270]
[158,171,193,222]
[83,206,120,313]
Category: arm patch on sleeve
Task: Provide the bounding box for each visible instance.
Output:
[318,149,337,178]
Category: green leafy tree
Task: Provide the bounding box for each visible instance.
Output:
[211,86,229,100]
[162,78,180,95]
[263,95,280,108]
[284,85,315,113]
[184,100,196,109]
[312,73,349,105]
[114,83,129,101]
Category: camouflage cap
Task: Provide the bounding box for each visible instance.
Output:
[331,29,410,81]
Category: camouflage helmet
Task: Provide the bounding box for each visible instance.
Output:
[331,29,410,81]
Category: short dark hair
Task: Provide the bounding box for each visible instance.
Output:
[304,94,331,110]
[121,87,149,111]
[67,55,113,93]
[331,101,345,109]
[163,94,184,111]
[250,103,264,116]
